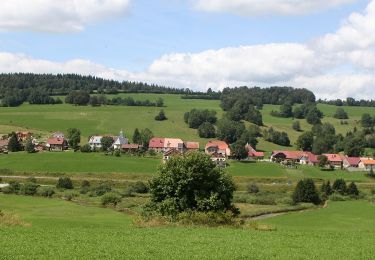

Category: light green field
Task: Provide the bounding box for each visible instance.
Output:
[262,200,375,231]
[1,195,375,259]
[0,152,372,182]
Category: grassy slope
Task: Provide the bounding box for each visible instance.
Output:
[262,200,375,231]
[1,195,375,259]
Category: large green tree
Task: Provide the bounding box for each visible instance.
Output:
[67,128,81,150]
[8,132,22,152]
[292,179,321,205]
[148,152,236,217]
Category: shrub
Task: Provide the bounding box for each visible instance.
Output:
[2,181,21,194]
[332,179,347,195]
[26,177,37,183]
[61,191,78,201]
[247,183,260,194]
[123,187,135,197]
[114,150,121,157]
[292,121,301,131]
[177,211,242,227]
[56,177,74,189]
[80,144,92,153]
[347,182,359,197]
[292,179,321,205]
[81,180,90,188]
[19,182,39,196]
[321,181,333,197]
[130,181,149,194]
[101,192,122,206]
[37,186,55,198]
[329,193,348,201]
[91,182,112,196]
[154,110,167,121]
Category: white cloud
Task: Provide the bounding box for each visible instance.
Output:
[1,0,375,99]
[193,0,356,16]
[0,0,131,33]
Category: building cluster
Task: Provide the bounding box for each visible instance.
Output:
[270,150,375,172]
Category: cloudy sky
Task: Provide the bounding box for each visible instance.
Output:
[0,0,374,99]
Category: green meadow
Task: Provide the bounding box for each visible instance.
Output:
[1,195,375,259]
[0,152,372,182]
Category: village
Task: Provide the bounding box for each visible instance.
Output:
[1,130,374,173]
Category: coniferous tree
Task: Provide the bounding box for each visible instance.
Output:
[132,128,142,144]
[25,138,35,153]
[292,179,321,205]
[8,132,22,152]
[332,179,347,195]
[347,182,359,196]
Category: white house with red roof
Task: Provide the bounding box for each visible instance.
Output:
[112,130,129,150]
[184,141,200,151]
[205,140,231,157]
[359,159,375,172]
[270,151,305,163]
[342,156,361,169]
[245,144,264,160]
[149,138,165,152]
[323,154,344,168]
[299,152,319,166]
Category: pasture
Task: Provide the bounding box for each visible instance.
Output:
[1,195,375,259]
[0,152,372,182]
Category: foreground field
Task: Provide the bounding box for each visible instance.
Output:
[1,195,375,259]
[0,152,372,182]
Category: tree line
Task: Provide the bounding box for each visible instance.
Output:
[318,97,375,107]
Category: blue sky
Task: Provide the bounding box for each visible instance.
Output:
[0,0,374,99]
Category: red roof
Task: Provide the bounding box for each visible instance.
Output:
[302,152,319,163]
[47,138,65,145]
[272,151,305,160]
[149,138,165,148]
[249,151,265,157]
[344,157,361,166]
[184,141,199,149]
[205,140,229,150]
[362,160,375,165]
[323,154,343,163]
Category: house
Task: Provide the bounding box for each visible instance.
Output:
[112,130,129,150]
[16,131,32,141]
[210,152,227,168]
[299,152,319,166]
[46,137,68,151]
[246,144,264,160]
[122,144,143,152]
[163,149,182,163]
[149,138,165,152]
[323,154,343,168]
[343,156,361,169]
[205,140,231,157]
[164,138,184,153]
[0,139,9,151]
[359,159,375,172]
[270,151,305,163]
[52,132,65,138]
[89,136,103,150]
[184,141,200,152]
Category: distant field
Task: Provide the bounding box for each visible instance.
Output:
[0,93,373,152]
[1,195,375,259]
[0,152,372,182]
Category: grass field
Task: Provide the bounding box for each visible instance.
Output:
[0,152,372,182]
[1,195,375,259]
[0,94,373,151]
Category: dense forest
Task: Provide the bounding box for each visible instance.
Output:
[318,97,375,107]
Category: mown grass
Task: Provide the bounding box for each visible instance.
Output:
[0,152,372,182]
[1,195,375,259]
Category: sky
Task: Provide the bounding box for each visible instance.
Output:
[0,0,374,99]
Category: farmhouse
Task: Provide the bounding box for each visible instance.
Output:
[359,159,375,172]
[323,154,343,168]
[164,138,184,153]
[343,156,361,169]
[299,152,319,166]
[246,144,264,160]
[184,141,200,152]
[205,140,231,157]
[46,137,68,151]
[270,151,305,163]
[163,149,182,163]
[89,136,103,150]
[112,131,129,150]
[149,138,165,152]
